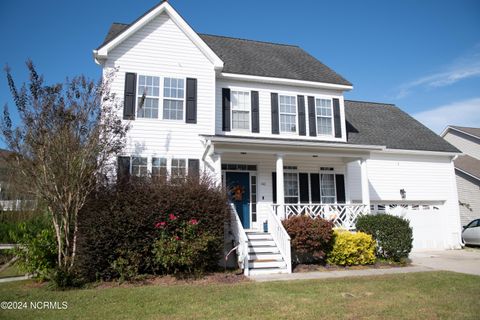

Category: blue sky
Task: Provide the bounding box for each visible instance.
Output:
[1,0,479,135]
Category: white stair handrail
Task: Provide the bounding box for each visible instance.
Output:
[267,207,292,273]
[229,203,250,276]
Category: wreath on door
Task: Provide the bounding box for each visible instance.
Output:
[231,185,245,201]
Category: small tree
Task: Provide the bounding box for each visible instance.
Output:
[1,60,129,273]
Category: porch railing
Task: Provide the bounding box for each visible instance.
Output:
[272,203,369,230]
[229,203,249,276]
[267,207,292,273]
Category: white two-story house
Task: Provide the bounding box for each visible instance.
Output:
[93,1,463,274]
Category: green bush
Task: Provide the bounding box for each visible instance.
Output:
[0,210,46,243]
[356,214,413,261]
[152,218,218,275]
[76,175,230,281]
[9,218,57,279]
[110,249,143,282]
[327,230,376,266]
[282,215,334,264]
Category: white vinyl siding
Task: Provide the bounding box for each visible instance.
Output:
[231,91,250,130]
[316,98,333,136]
[279,95,296,133]
[137,75,160,118]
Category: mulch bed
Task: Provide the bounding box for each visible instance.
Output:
[93,271,249,289]
[294,260,411,273]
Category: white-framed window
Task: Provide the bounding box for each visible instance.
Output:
[231,91,250,130]
[279,95,297,133]
[320,173,336,203]
[316,98,333,135]
[171,159,186,177]
[131,157,148,177]
[152,157,167,177]
[137,75,160,119]
[284,170,299,204]
[163,77,185,120]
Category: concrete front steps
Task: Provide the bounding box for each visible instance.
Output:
[246,231,288,275]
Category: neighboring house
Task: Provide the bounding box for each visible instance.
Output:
[93,1,462,274]
[441,126,480,226]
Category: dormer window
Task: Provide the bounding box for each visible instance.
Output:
[231,91,250,130]
[279,95,296,133]
[316,98,333,135]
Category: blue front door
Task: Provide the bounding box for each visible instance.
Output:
[226,172,250,229]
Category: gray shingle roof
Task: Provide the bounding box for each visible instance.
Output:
[344,100,460,153]
[450,126,480,139]
[454,155,480,180]
[198,34,351,86]
[98,23,351,86]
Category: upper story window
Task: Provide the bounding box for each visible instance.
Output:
[163,78,185,120]
[137,76,160,119]
[231,91,250,130]
[316,98,333,135]
[279,95,296,133]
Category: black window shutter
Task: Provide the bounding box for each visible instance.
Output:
[222,88,231,131]
[117,156,131,182]
[251,91,260,133]
[333,98,342,138]
[271,93,279,134]
[299,173,309,203]
[297,96,306,136]
[185,78,197,124]
[335,174,346,203]
[307,96,316,136]
[123,73,136,120]
[310,173,320,203]
[188,159,200,178]
[272,172,277,204]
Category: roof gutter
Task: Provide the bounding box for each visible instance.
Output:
[219,73,353,91]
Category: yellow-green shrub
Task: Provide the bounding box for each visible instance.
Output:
[327,230,376,266]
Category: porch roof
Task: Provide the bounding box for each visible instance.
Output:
[202,135,383,158]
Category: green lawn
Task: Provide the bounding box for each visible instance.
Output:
[0,271,479,319]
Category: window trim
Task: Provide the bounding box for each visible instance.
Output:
[278,94,298,134]
[230,90,251,131]
[314,96,334,136]
[135,73,187,122]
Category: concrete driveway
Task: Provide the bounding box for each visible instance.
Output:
[410,248,480,276]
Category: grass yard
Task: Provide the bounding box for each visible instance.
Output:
[0,271,479,319]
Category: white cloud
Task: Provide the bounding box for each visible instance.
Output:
[413,97,480,134]
[394,44,480,99]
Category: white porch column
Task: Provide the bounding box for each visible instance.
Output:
[213,152,222,187]
[360,158,371,210]
[276,154,285,219]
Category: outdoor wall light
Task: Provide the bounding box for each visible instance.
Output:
[240,152,247,155]
[312,155,318,158]
[400,189,406,200]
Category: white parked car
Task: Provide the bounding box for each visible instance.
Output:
[462,219,480,246]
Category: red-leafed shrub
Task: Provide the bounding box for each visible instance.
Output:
[282,215,334,264]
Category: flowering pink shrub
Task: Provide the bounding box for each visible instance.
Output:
[152,215,217,274]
